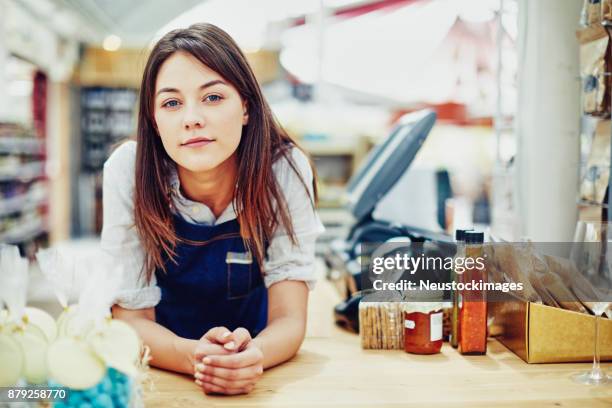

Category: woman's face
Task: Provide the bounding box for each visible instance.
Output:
[153,51,248,173]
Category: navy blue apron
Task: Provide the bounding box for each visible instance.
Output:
[155,213,268,340]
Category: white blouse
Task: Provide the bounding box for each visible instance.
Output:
[101,141,325,310]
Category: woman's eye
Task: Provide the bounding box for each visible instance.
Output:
[204,94,222,103]
[162,100,180,108]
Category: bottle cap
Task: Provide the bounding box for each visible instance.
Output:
[455,229,473,242]
[464,231,484,244]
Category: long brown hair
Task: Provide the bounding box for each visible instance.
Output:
[134,23,317,282]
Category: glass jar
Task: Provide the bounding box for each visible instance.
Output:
[359,301,403,350]
[403,301,444,355]
[458,231,487,355]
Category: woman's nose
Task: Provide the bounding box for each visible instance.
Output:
[183,105,205,130]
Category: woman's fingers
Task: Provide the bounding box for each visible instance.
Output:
[201,326,233,344]
[202,343,263,369]
[195,372,256,389]
[196,362,263,381]
[193,341,232,361]
[194,340,263,396]
[196,380,253,395]
[224,327,251,351]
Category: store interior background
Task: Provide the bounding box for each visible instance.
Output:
[0,0,588,306]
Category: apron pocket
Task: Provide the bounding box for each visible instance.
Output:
[226,251,253,299]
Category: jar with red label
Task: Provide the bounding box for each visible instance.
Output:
[403,301,444,355]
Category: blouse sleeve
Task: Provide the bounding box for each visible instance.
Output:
[101,141,161,309]
[262,148,326,290]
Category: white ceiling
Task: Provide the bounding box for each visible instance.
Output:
[13,0,206,46]
[16,0,383,47]
[56,0,205,45]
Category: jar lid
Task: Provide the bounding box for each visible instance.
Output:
[402,301,444,314]
[455,229,473,241]
[403,288,444,301]
[465,231,484,244]
[401,289,444,313]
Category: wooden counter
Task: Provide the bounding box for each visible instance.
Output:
[144,265,612,407]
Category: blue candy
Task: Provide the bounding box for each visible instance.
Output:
[116,395,129,408]
[81,386,98,399]
[67,392,83,406]
[52,367,134,407]
[47,368,133,408]
[99,376,112,393]
[93,393,114,408]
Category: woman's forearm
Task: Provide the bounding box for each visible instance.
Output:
[118,316,198,375]
[253,316,306,369]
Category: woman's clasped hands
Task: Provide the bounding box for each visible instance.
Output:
[193,326,264,395]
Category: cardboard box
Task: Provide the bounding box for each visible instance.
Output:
[489,299,612,363]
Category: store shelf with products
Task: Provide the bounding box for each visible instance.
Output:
[80,87,138,173]
[0,160,46,182]
[73,86,138,236]
[0,212,47,245]
[577,2,612,224]
[0,123,49,257]
[74,50,142,242]
[0,51,50,254]
[0,137,45,155]
[0,182,47,217]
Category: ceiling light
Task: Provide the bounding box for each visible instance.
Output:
[103,35,121,51]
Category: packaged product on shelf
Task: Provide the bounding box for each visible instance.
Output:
[580,120,610,203]
[603,0,612,21]
[585,0,603,25]
[359,300,404,350]
[577,25,611,116]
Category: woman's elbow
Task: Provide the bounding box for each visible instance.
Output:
[111,304,155,322]
[291,316,308,349]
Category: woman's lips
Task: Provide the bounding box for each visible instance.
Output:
[181,137,214,148]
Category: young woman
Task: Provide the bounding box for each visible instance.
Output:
[101,23,324,395]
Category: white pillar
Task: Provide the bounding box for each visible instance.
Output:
[47,81,72,243]
[515,0,582,241]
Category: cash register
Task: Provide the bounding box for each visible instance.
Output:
[324,109,455,332]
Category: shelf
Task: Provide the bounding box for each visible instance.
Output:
[578,199,608,209]
[0,190,47,217]
[0,216,46,244]
[0,137,44,155]
[0,161,45,182]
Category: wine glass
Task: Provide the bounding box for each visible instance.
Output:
[571,287,611,385]
[570,221,612,385]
